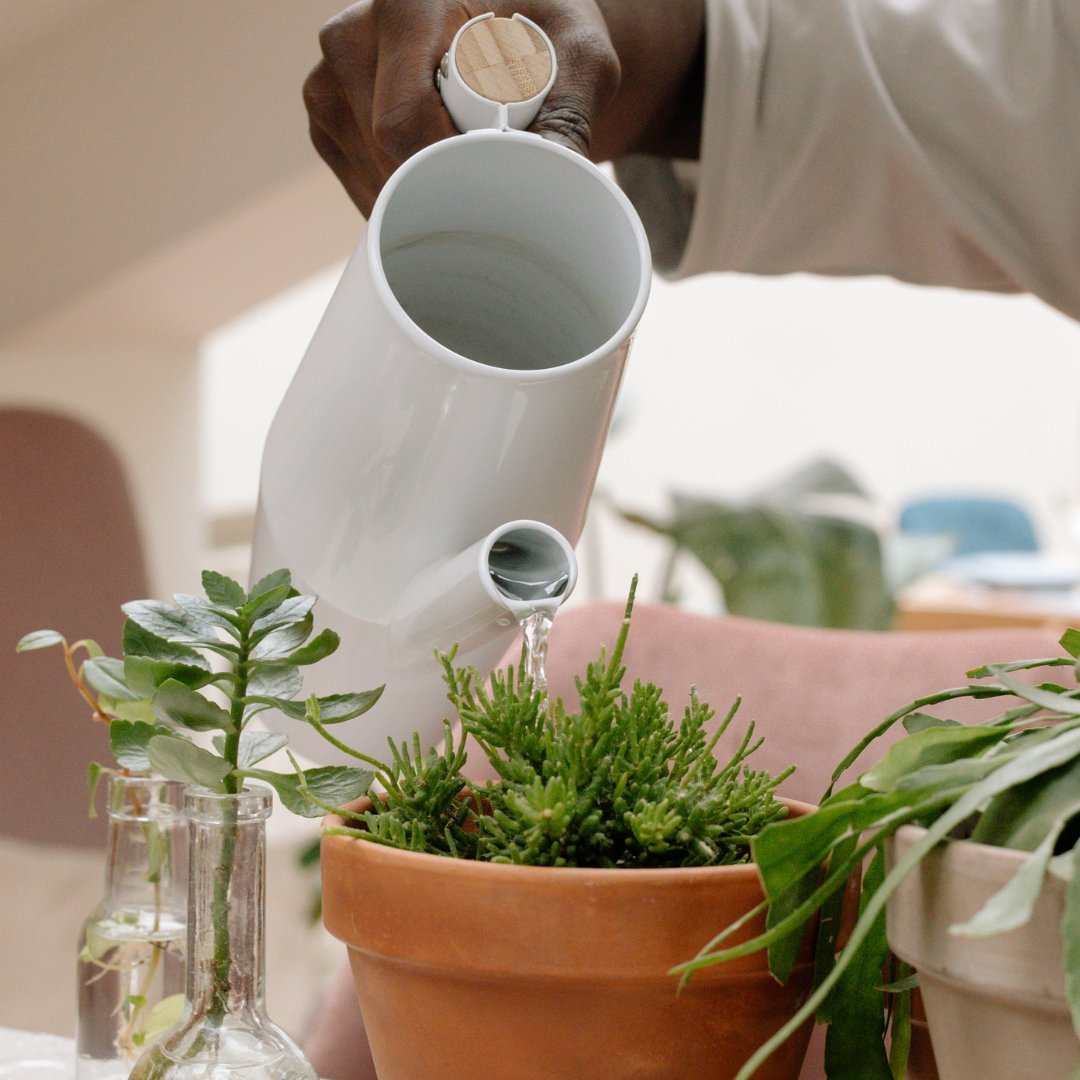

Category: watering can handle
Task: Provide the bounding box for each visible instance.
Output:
[436,12,557,133]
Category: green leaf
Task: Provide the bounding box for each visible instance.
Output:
[287,628,340,665]
[1062,843,1080,1047]
[247,662,302,700]
[202,570,247,608]
[87,761,105,818]
[212,730,288,770]
[988,667,1080,717]
[245,765,373,817]
[251,615,313,660]
[100,696,158,724]
[1061,628,1080,660]
[953,808,1080,938]
[122,620,210,667]
[901,712,961,735]
[175,594,241,638]
[151,680,235,733]
[859,725,1008,793]
[139,993,185,1043]
[246,569,291,606]
[252,594,317,636]
[243,582,292,622]
[766,866,819,984]
[820,848,893,1080]
[973,755,1080,850]
[110,719,182,772]
[16,629,64,651]
[147,735,232,790]
[270,689,384,724]
[122,601,217,645]
[142,821,170,884]
[82,656,145,702]
[124,655,216,698]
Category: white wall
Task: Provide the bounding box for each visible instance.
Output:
[200,269,1080,611]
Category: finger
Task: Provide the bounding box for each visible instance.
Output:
[368,0,464,163]
[308,117,380,218]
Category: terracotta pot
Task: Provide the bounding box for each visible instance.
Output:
[887,824,1077,1080]
[321,798,826,1080]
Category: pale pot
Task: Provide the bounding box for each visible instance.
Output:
[886,823,1078,1080]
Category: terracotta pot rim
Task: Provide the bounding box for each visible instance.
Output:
[321,795,815,882]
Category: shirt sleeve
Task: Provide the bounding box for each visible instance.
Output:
[621,0,1080,323]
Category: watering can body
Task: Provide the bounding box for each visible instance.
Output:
[252,126,650,766]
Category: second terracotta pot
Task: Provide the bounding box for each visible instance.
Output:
[322,798,826,1080]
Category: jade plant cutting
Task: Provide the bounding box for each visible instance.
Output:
[315,580,794,869]
[20,569,380,1079]
[674,627,1080,1080]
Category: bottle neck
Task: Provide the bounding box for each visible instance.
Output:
[184,786,272,1021]
[101,776,186,921]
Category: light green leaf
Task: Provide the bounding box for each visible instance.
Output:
[270,689,384,724]
[251,615,313,660]
[1061,629,1080,660]
[110,719,182,772]
[152,680,234,733]
[100,696,158,724]
[901,713,961,735]
[245,765,373,817]
[212,730,288,770]
[988,667,1080,717]
[16,629,64,651]
[287,628,340,666]
[246,569,291,607]
[124,655,215,698]
[952,808,1080,938]
[243,581,292,621]
[252,594,317,636]
[973,755,1080,850]
[139,993,185,1042]
[83,657,144,702]
[859,725,1008,793]
[202,570,246,608]
[247,662,302,700]
[122,601,217,645]
[122,620,210,667]
[147,735,232,790]
[142,822,170,884]
[175,594,241,638]
[87,761,105,818]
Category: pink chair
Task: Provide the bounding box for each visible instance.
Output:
[0,407,150,848]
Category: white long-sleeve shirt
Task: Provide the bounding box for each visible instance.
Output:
[620,0,1080,322]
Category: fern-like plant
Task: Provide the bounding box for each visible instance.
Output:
[318,580,794,869]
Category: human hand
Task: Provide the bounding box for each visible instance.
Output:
[303,0,705,218]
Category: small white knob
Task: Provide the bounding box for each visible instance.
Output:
[436,12,557,133]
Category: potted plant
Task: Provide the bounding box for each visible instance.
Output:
[678,626,1080,1080]
[315,580,850,1080]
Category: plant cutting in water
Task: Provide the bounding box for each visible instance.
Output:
[317,578,795,869]
[674,626,1080,1080]
[16,631,187,1071]
[21,569,382,1080]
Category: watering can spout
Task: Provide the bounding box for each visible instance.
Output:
[389,521,577,662]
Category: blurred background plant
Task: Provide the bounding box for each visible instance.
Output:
[612,458,896,630]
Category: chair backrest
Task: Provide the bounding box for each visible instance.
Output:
[898,495,1039,556]
[0,408,149,847]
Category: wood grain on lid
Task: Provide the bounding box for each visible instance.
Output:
[454,18,552,103]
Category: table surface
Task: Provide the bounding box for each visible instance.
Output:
[0,1027,74,1079]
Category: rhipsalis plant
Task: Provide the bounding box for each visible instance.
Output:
[320,580,794,869]
[675,626,1080,1080]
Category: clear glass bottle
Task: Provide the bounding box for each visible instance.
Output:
[77,775,187,1080]
[128,785,317,1080]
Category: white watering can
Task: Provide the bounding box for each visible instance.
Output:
[251,14,651,766]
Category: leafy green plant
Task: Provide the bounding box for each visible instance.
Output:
[318,580,794,869]
[615,458,895,630]
[19,568,380,1039]
[676,627,1080,1079]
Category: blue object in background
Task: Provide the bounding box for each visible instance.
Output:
[898,496,1039,556]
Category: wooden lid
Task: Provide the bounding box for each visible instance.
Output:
[453,17,553,104]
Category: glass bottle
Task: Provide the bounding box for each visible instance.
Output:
[77,776,187,1080]
[128,785,317,1080]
